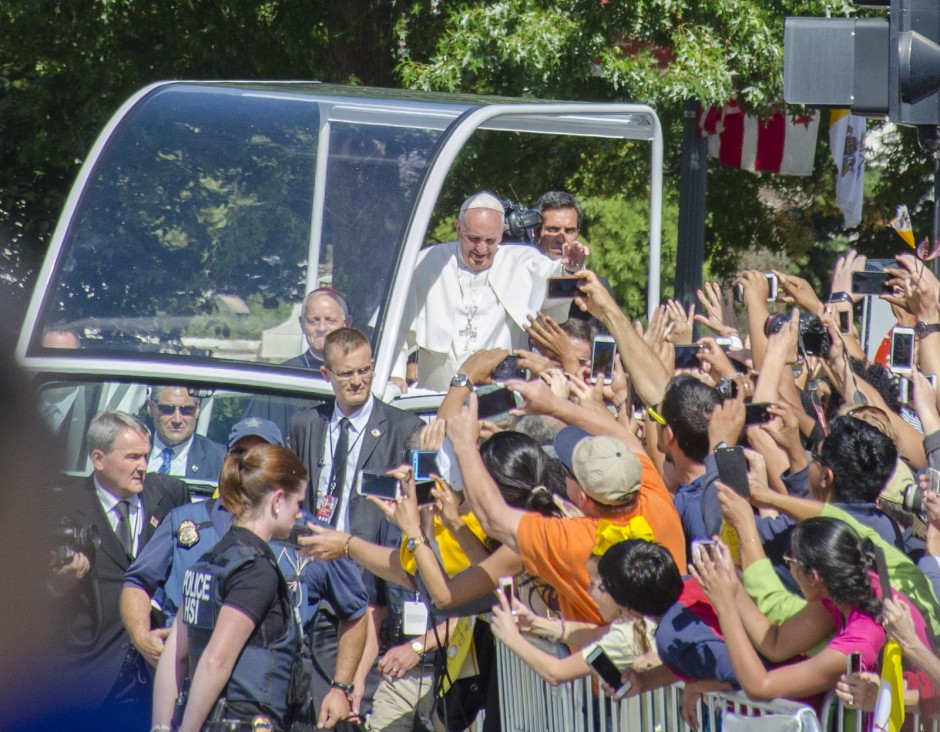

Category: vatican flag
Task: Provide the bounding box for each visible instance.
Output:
[829,109,866,229]
[872,640,905,732]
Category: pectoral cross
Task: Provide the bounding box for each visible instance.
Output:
[458,319,477,351]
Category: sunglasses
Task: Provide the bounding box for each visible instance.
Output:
[647,406,667,426]
[153,403,197,417]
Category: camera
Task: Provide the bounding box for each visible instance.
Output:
[763,312,831,358]
[52,517,100,568]
[502,199,542,244]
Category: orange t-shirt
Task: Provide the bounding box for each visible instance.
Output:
[516,451,686,625]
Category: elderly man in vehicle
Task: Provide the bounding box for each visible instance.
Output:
[392,190,587,392]
[283,287,353,372]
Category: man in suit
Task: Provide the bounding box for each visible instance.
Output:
[146,385,225,480]
[50,411,189,727]
[289,327,423,728]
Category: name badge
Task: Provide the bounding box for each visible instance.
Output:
[316,494,339,523]
[403,600,429,636]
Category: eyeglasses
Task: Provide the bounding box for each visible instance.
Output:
[782,553,800,570]
[153,403,197,417]
[647,406,667,426]
[810,443,826,466]
[327,364,374,381]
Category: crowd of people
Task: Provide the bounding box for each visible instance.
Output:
[37,188,940,732]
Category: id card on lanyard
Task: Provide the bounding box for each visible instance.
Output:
[316,494,339,523]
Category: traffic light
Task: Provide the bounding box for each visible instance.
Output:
[784,0,940,126]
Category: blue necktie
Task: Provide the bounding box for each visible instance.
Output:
[158,447,173,475]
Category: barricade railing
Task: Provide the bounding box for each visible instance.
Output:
[494,636,842,732]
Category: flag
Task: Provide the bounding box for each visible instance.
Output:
[697,99,819,176]
[829,109,866,228]
[873,640,905,732]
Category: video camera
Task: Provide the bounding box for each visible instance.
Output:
[501,199,541,244]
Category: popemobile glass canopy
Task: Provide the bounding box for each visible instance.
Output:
[18,81,663,415]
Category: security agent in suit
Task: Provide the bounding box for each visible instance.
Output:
[289,328,423,728]
[49,411,189,727]
[146,385,226,480]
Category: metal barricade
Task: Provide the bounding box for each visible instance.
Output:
[494,637,830,732]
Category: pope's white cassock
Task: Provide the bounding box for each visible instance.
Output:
[394,241,571,391]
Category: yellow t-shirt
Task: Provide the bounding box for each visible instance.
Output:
[399,512,489,576]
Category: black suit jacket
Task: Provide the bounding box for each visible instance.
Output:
[53,473,189,707]
[289,396,423,550]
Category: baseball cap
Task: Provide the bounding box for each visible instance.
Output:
[553,426,642,505]
[227,417,284,449]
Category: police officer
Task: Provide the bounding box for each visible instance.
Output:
[127,420,366,730]
[152,443,308,732]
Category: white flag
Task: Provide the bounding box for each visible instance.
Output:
[829,109,866,229]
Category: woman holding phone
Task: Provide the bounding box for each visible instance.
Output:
[691,517,929,701]
[152,444,307,732]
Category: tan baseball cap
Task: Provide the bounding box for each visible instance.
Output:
[553,426,642,505]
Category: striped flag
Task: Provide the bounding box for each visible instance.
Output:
[697,99,819,176]
[829,109,866,229]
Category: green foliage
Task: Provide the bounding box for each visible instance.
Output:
[580,195,678,318]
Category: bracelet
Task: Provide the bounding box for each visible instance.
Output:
[151,726,172,732]
[343,535,353,558]
[612,395,628,411]
[550,616,565,643]
[739,537,760,545]
[828,291,851,303]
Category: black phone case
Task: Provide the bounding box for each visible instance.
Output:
[714,446,750,498]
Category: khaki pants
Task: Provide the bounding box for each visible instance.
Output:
[366,667,441,732]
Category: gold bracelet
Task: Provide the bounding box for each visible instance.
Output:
[343,535,353,558]
[739,537,760,545]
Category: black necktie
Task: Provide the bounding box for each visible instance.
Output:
[115,500,132,556]
[328,418,352,527]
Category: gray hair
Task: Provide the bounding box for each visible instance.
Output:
[513,415,565,447]
[536,191,583,229]
[301,287,349,320]
[87,411,150,455]
[148,385,200,405]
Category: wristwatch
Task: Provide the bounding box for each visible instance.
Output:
[331,680,354,695]
[411,639,425,655]
[450,373,473,389]
[915,321,940,339]
[406,535,428,552]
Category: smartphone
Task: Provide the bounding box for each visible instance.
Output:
[412,450,438,481]
[873,545,892,600]
[591,335,617,384]
[545,276,582,299]
[691,539,717,563]
[674,344,703,370]
[838,309,851,335]
[492,355,527,382]
[498,575,517,615]
[357,469,400,500]
[475,386,520,422]
[414,479,436,507]
[890,327,915,374]
[586,647,631,695]
[714,336,734,350]
[847,651,861,675]
[765,272,779,302]
[851,270,892,295]
[744,402,772,426]
[284,524,313,549]
[928,467,940,494]
[899,376,911,405]
[734,283,745,304]
[714,445,751,498]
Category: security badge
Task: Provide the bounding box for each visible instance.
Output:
[178,520,199,547]
[316,494,338,523]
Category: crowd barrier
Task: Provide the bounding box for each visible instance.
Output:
[492,635,940,732]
